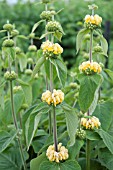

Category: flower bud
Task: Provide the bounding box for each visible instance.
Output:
[13,86,22,93]
[40,11,52,21]
[93,45,103,53]
[29,33,35,39]
[27,58,34,64]
[76,128,86,139]
[15,47,22,54]
[11,29,19,37]
[3,23,13,31]
[28,45,37,52]
[84,34,90,40]
[2,39,14,47]
[25,69,33,75]
[4,71,18,81]
[69,82,78,89]
[21,103,29,110]
[46,21,62,32]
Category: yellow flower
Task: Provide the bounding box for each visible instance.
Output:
[41,89,64,106]
[79,61,102,74]
[41,90,52,105]
[41,40,63,57]
[85,15,91,23]
[81,116,101,129]
[84,14,102,26]
[46,143,69,163]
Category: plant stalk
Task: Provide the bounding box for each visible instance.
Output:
[86,139,91,170]
[53,106,58,152]
[9,80,27,170]
[89,30,93,62]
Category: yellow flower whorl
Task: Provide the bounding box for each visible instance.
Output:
[41,89,64,106]
[79,61,102,74]
[85,14,102,26]
[46,143,69,163]
[41,40,63,58]
[81,116,101,129]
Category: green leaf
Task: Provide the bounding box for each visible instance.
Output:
[60,160,81,170]
[78,73,103,112]
[104,69,113,81]
[98,148,113,170]
[32,57,46,77]
[76,28,89,54]
[61,103,78,146]
[0,130,18,153]
[97,129,113,154]
[32,20,45,33]
[68,139,84,159]
[40,32,54,39]
[89,87,99,115]
[40,160,81,170]
[86,130,100,140]
[17,79,32,105]
[0,30,7,33]
[54,31,62,42]
[17,35,28,39]
[2,47,15,59]
[40,161,59,170]
[0,90,24,124]
[95,30,108,57]
[93,100,113,131]
[0,81,5,110]
[0,146,22,170]
[30,153,47,170]
[25,102,51,150]
[50,58,67,87]
[17,53,27,72]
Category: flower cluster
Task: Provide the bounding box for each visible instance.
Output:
[41,89,64,106]
[46,21,62,33]
[79,61,102,74]
[81,116,101,129]
[46,143,69,163]
[41,40,63,58]
[76,128,86,139]
[40,11,55,21]
[84,14,102,29]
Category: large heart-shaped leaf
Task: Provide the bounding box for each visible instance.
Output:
[78,73,103,113]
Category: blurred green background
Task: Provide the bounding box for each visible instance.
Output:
[0,0,113,68]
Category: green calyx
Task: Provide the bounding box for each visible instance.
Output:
[27,58,34,64]
[46,21,62,33]
[13,86,22,93]
[25,69,33,75]
[2,39,14,47]
[28,45,37,52]
[4,71,18,81]
[29,33,35,39]
[93,45,103,53]
[15,47,22,54]
[3,23,13,31]
[76,128,86,139]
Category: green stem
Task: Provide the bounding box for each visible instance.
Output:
[89,30,93,62]
[49,112,52,135]
[9,81,27,170]
[53,106,58,152]
[86,139,91,170]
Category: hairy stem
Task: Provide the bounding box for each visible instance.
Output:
[86,139,91,170]
[89,30,93,62]
[53,106,58,152]
[10,81,27,170]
